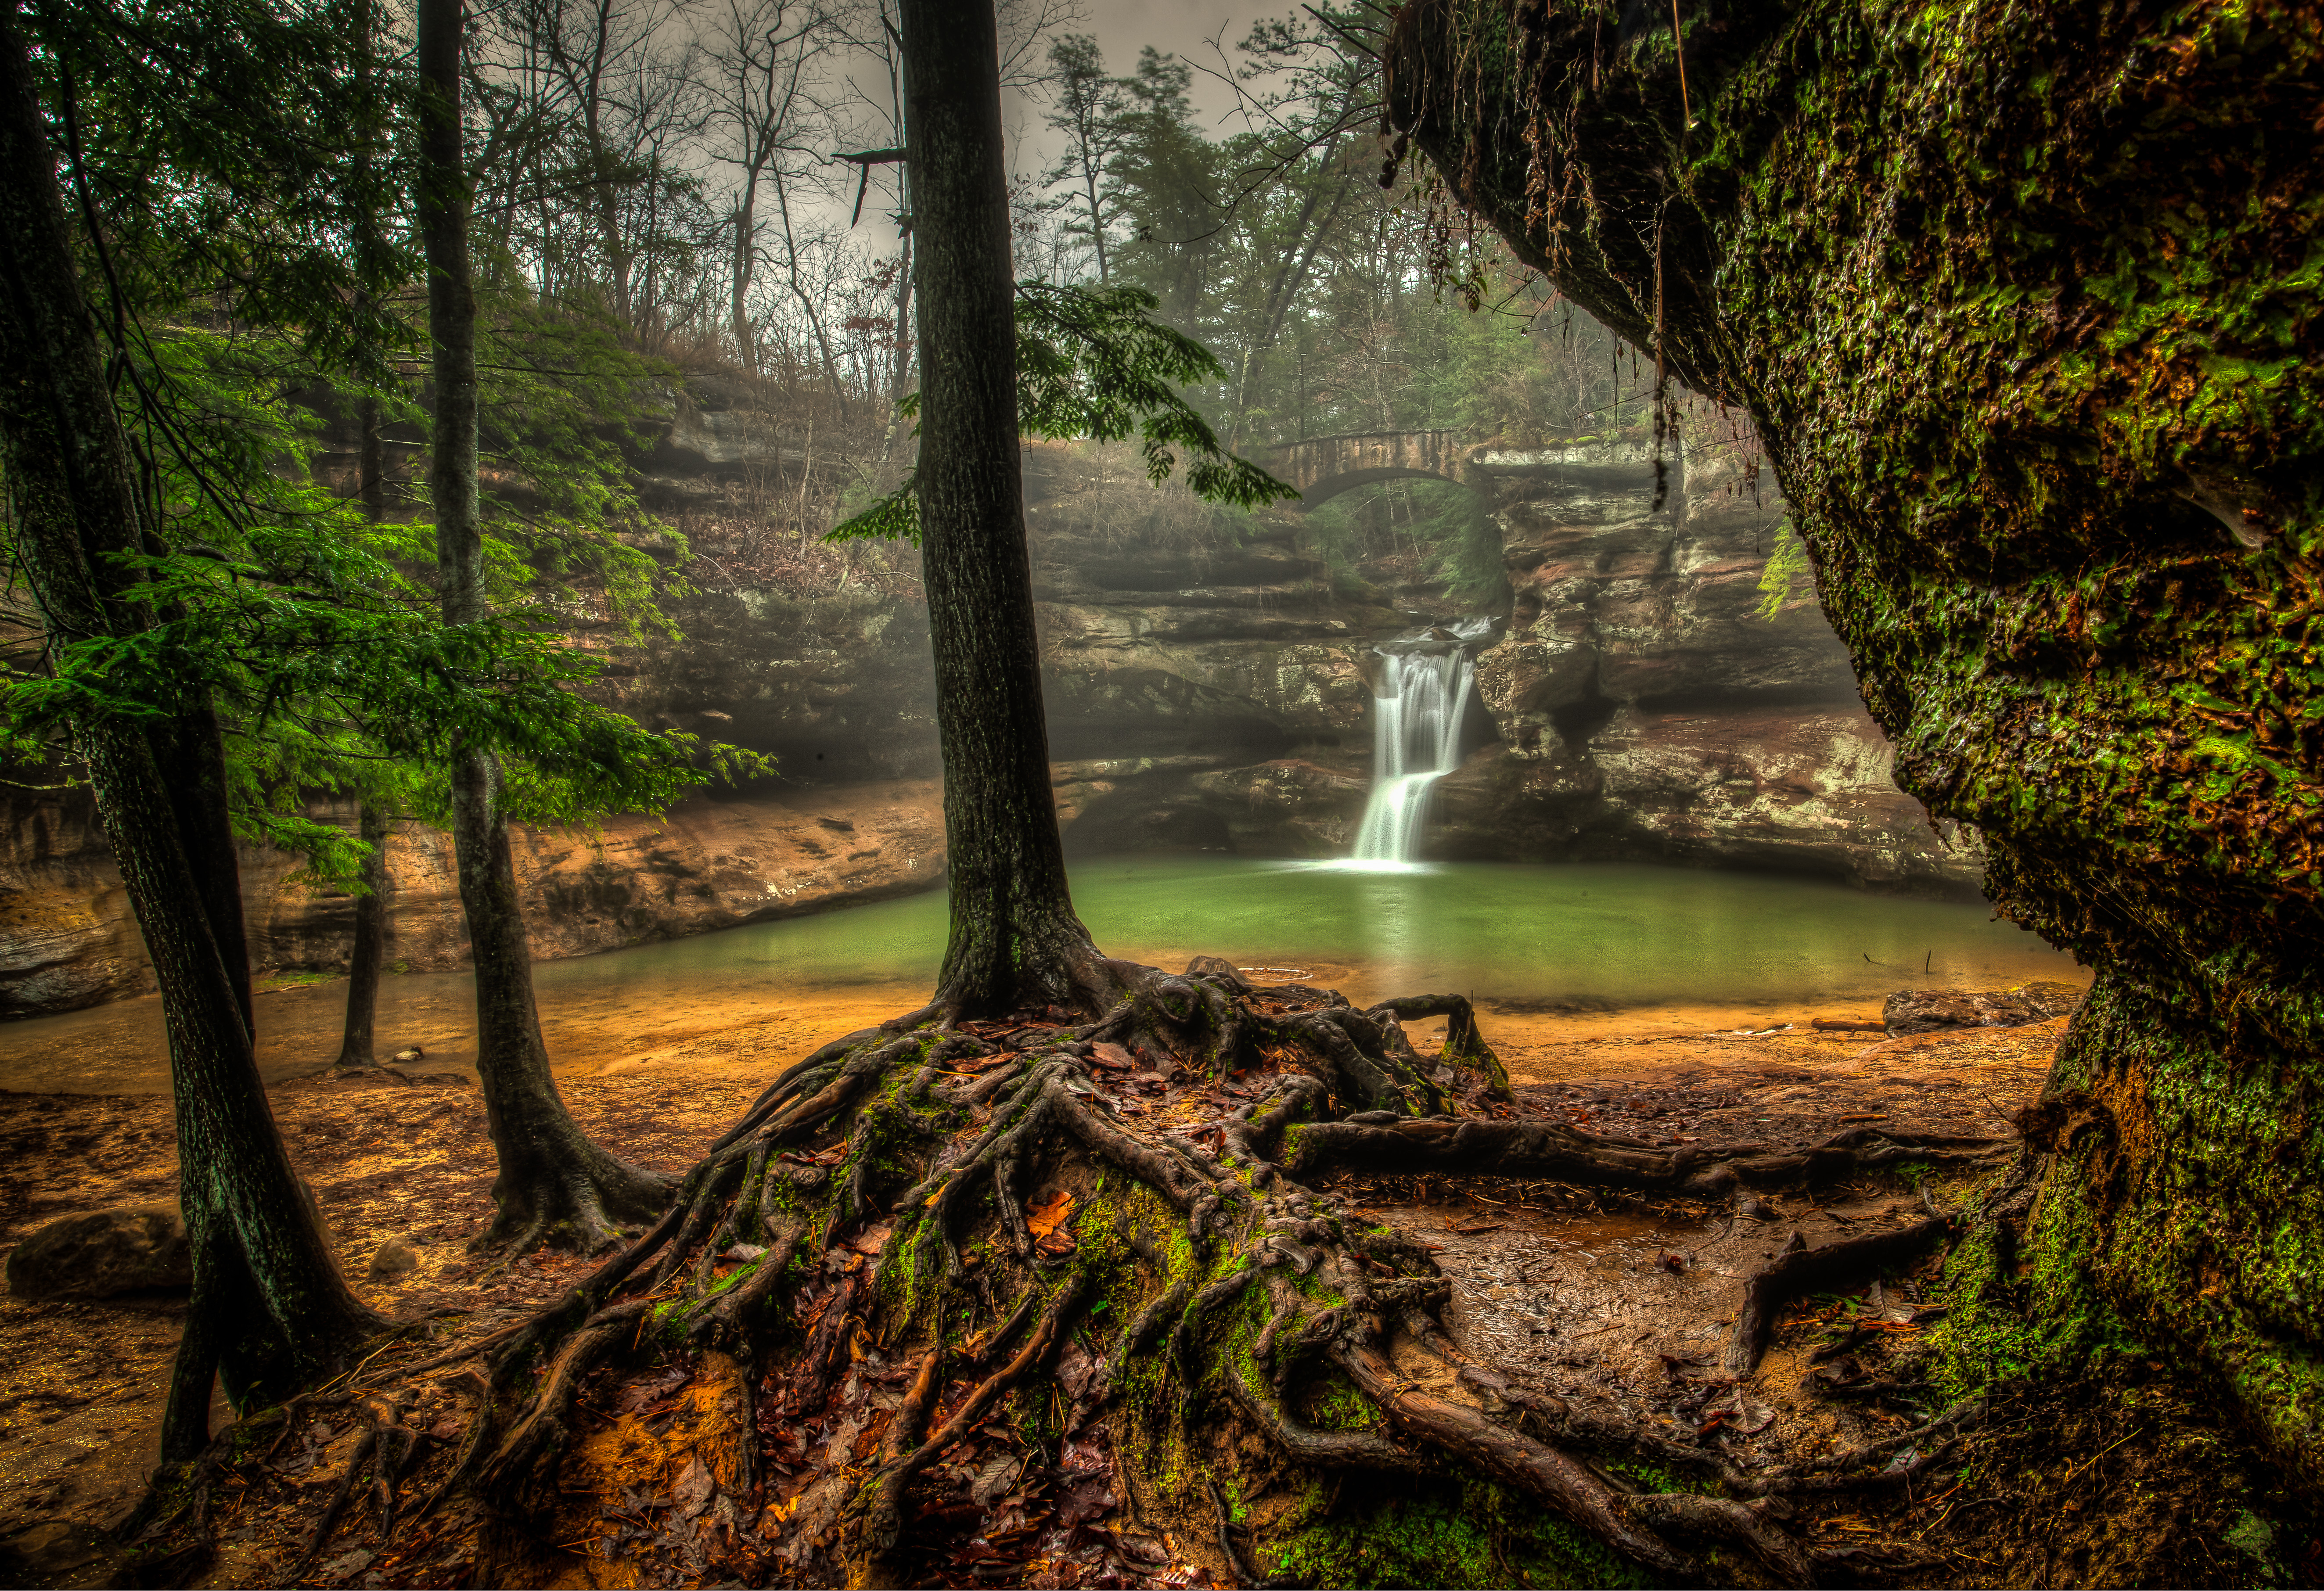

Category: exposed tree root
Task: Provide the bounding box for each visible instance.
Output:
[180,962,2019,1589]
[1724,1216,1956,1376]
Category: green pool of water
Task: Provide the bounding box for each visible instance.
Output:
[538,858,2081,1013]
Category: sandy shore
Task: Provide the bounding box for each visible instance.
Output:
[0,949,1990,1098]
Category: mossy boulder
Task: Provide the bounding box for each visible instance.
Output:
[1385,0,2324,1489]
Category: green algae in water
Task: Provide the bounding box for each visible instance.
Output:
[537,858,2081,1012]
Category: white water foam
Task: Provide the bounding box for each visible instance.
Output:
[1346,621,1487,867]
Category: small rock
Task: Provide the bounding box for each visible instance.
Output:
[1882,980,2083,1035]
[319,1547,374,1582]
[5,1207,190,1299]
[1182,955,1252,992]
[367,1237,421,1278]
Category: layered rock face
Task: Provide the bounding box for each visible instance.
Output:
[1434,441,1975,889]
[1386,0,2324,1487]
[0,784,944,1016]
[0,425,1972,1018]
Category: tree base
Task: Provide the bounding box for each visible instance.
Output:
[121,960,2318,1588]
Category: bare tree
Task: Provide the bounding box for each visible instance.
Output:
[702,0,830,366]
[494,0,705,330]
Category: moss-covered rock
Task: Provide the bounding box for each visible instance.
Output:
[1386,0,2324,1489]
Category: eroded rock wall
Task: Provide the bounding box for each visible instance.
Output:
[1384,0,2324,1488]
[2,413,1974,1019]
[0,783,946,1017]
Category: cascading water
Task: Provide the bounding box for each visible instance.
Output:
[1350,619,1490,866]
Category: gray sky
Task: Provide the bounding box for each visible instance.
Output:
[831,3,1316,261]
[1001,1,1297,159]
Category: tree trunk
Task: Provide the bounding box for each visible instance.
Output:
[418,0,671,1252]
[0,0,379,1462]
[335,384,391,1072]
[334,802,389,1069]
[730,185,757,366]
[899,0,1111,1021]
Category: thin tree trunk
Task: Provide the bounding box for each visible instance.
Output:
[336,9,393,1076]
[334,801,389,1069]
[0,1,379,1462]
[1079,153,1108,284]
[731,184,758,365]
[772,169,848,419]
[899,0,1112,1021]
[419,0,670,1252]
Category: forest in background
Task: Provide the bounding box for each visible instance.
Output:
[241,0,1678,600]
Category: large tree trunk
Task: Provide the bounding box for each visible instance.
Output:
[1382,0,2324,1494]
[900,0,1111,1022]
[417,0,670,1252]
[0,0,380,1462]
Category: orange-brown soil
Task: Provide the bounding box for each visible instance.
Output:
[0,1010,2303,1588]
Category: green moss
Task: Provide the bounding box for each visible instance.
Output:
[1301,1370,1381,1433]
[1391,0,2324,1493]
[1261,1474,1656,1590]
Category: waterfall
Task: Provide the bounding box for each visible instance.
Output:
[1350,622,1487,866]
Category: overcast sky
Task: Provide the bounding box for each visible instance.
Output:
[832,3,1307,257]
[1001,1,1292,156]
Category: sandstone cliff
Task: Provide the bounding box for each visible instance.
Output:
[1,396,1975,1020]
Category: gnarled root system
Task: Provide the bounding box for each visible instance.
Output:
[164,963,2008,1589]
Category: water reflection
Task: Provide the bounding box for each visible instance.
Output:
[543,856,2082,1013]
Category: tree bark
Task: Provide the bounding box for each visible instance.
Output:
[334,801,389,1068]
[0,0,379,1461]
[900,0,1111,1020]
[335,379,390,1071]
[730,184,758,365]
[418,0,670,1252]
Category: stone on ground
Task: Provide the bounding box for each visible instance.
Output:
[1883,981,2084,1035]
[4,1207,190,1299]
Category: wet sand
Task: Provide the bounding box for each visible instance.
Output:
[0,972,923,1097]
[0,952,2055,1099]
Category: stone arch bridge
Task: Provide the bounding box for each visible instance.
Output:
[1262,430,1665,510]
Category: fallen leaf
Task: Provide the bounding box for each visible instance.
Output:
[319,1548,374,1582]
[1027,1190,1075,1239]
[1054,1341,1098,1400]
[1089,1042,1135,1071]
[671,1453,716,1519]
[970,1453,1022,1508]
